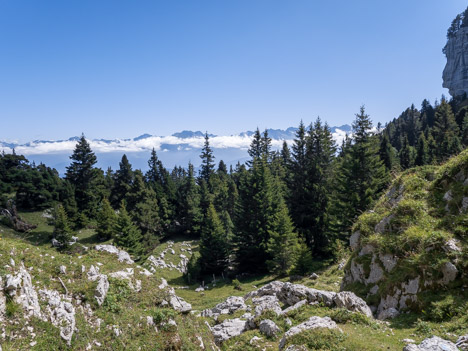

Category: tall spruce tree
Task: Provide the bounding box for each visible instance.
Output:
[199,203,229,275]
[379,133,394,171]
[247,128,263,164]
[287,121,309,243]
[114,202,143,259]
[127,170,161,248]
[433,99,462,160]
[65,134,99,217]
[96,198,117,241]
[399,136,414,170]
[234,157,275,272]
[331,106,388,243]
[111,154,134,207]
[415,133,429,166]
[266,199,299,275]
[200,133,215,183]
[305,119,336,256]
[178,163,202,236]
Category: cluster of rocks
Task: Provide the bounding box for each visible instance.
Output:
[204,280,372,346]
[146,241,191,274]
[94,244,134,264]
[404,336,461,351]
[158,278,192,313]
[343,177,464,321]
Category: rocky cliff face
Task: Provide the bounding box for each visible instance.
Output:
[342,150,468,320]
[443,26,468,97]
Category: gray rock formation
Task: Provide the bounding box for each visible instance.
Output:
[403,336,459,351]
[253,295,282,317]
[211,318,248,345]
[457,334,468,350]
[39,289,76,345]
[443,26,468,97]
[201,296,247,319]
[278,316,340,349]
[333,291,373,318]
[278,283,336,307]
[95,245,134,264]
[259,319,280,337]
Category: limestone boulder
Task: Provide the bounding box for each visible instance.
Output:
[259,319,280,337]
[253,295,282,317]
[403,336,459,351]
[278,316,340,349]
[333,291,373,318]
[39,289,76,345]
[211,318,247,345]
[456,334,468,351]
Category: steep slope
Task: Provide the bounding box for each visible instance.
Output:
[342,149,468,321]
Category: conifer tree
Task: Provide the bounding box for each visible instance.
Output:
[114,202,143,259]
[247,128,263,164]
[146,148,174,224]
[178,163,202,235]
[415,133,429,166]
[280,141,291,169]
[200,133,215,182]
[399,136,414,170]
[199,203,229,274]
[379,134,394,171]
[433,99,462,160]
[266,199,299,275]
[331,106,388,242]
[462,114,468,146]
[53,204,73,249]
[111,154,134,207]
[305,119,336,256]
[127,170,161,246]
[292,239,314,276]
[261,129,273,162]
[96,198,117,241]
[65,134,99,216]
[426,132,437,164]
[288,121,309,241]
[234,157,275,272]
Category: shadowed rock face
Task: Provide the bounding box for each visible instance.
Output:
[443,27,468,97]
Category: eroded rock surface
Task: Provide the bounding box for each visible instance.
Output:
[403,336,459,351]
[278,316,340,349]
[443,26,468,97]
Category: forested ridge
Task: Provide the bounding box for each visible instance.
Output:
[1,97,467,282]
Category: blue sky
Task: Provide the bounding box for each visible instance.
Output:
[0,0,466,142]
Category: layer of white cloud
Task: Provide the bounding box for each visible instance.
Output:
[0,129,350,155]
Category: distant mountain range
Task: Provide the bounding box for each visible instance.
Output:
[0,125,351,174]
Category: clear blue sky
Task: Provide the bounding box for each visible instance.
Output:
[0,0,466,142]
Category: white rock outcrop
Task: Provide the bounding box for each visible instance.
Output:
[86,266,109,306]
[278,316,340,349]
[6,264,42,319]
[403,336,459,351]
[253,295,282,317]
[456,334,468,351]
[201,296,247,319]
[94,245,134,264]
[333,291,373,318]
[39,289,76,345]
[211,318,248,345]
[259,319,280,337]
